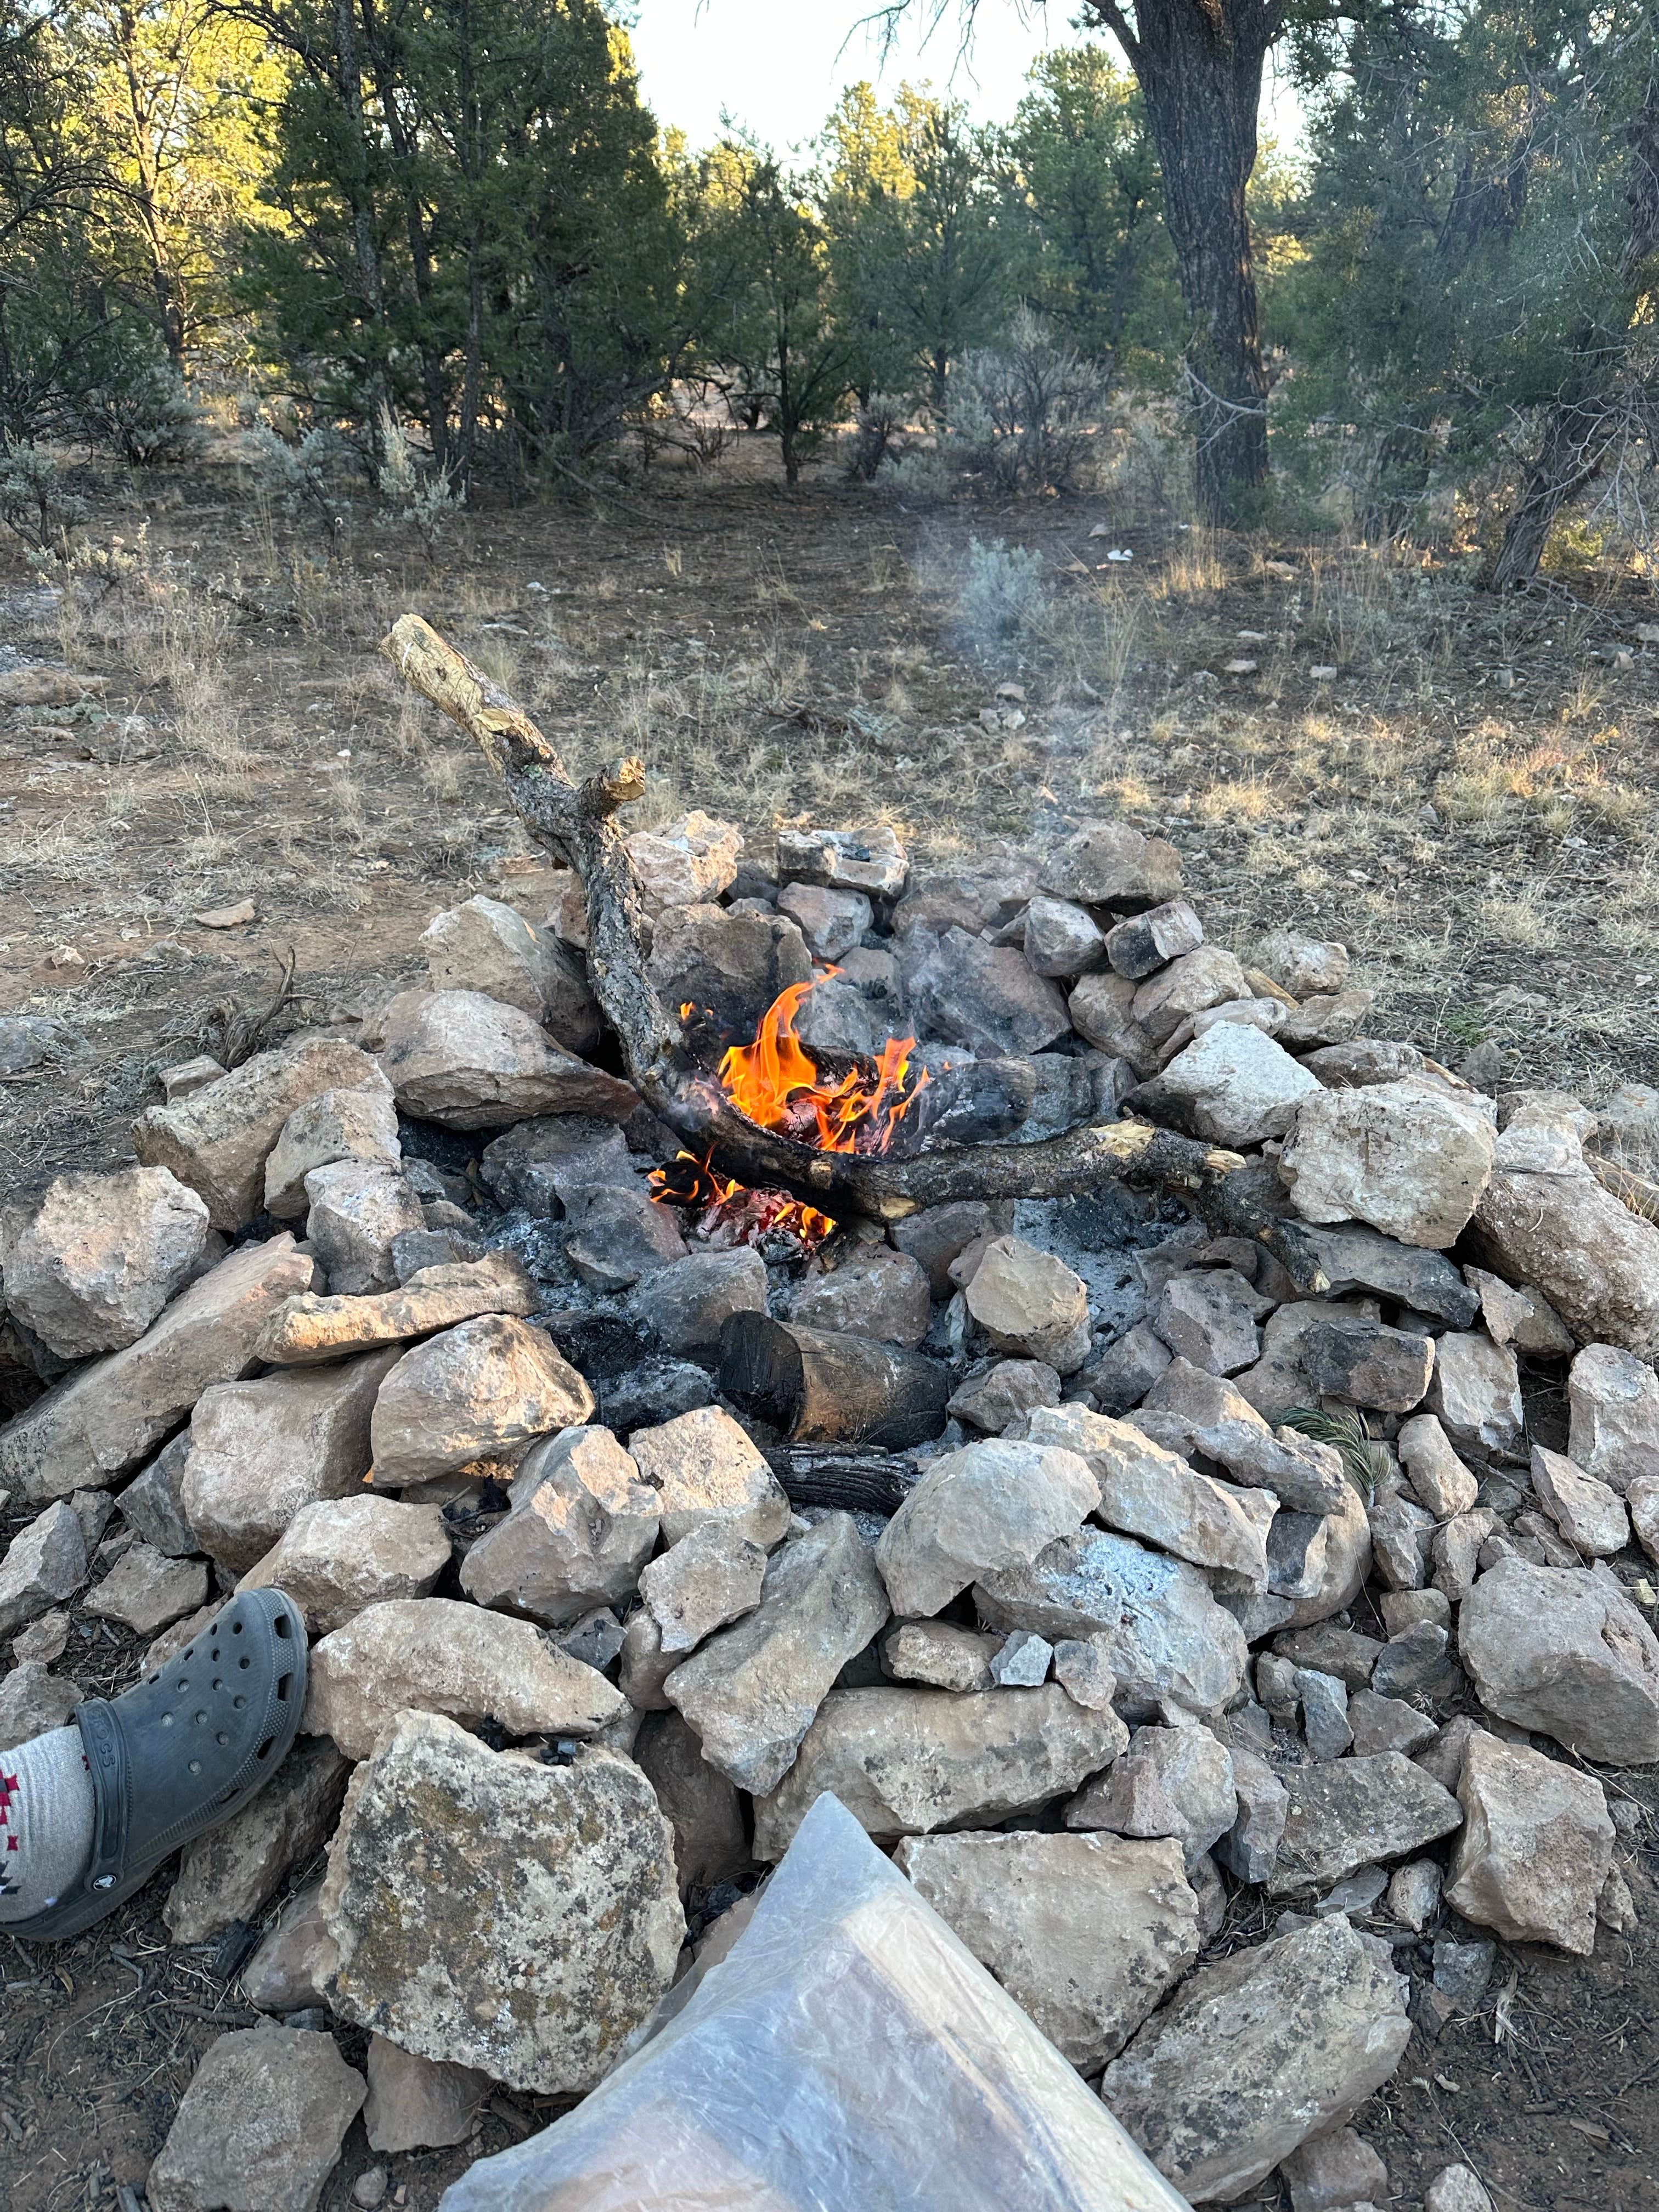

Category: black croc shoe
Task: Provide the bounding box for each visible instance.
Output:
[11,1588,308,1943]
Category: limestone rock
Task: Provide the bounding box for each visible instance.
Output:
[479,1113,633,1212]
[116,1434,200,1557]
[369,1315,594,1486]
[665,1513,890,1793]
[0,1658,83,1743]
[776,823,907,898]
[1567,1342,1659,1494]
[646,902,814,1036]
[1458,1556,1659,1764]
[166,1737,350,1944]
[321,1714,682,2092]
[1133,1359,1349,1513]
[0,1236,315,1502]
[910,929,1073,1057]
[1369,1491,1435,1592]
[240,1885,340,2015]
[1427,1331,1522,1457]
[1468,1162,1659,1363]
[625,810,742,911]
[1104,898,1204,980]
[363,2037,490,2155]
[975,1527,1248,1716]
[788,1245,932,1348]
[1084,1321,1175,1415]
[1467,1266,1575,1357]
[1280,2128,1389,2212]
[1266,1753,1464,1895]
[1099,1917,1409,2205]
[1444,1729,1614,1954]
[874,1438,1097,1618]
[1529,1444,1629,1559]
[895,1831,1199,2068]
[460,1424,658,1626]
[1280,1079,1497,1248]
[0,1166,210,1357]
[1348,1689,1437,1758]
[1025,1403,1274,1588]
[1301,1316,1434,1414]
[184,1349,400,1574]
[1632,1474,1659,1565]
[627,1404,791,1548]
[881,1620,1001,1692]
[631,1248,769,1357]
[1040,820,1183,910]
[239,1494,450,1633]
[1153,1270,1261,1377]
[1264,1478,1374,1631]
[263,1087,402,1221]
[776,881,872,961]
[256,1252,537,1365]
[1132,946,1252,1050]
[963,1235,1091,1373]
[642,1521,766,1652]
[1291,1221,1480,1328]
[563,1181,687,1291]
[1397,1414,1479,1517]
[752,1683,1128,1859]
[375,989,635,1130]
[145,2021,365,2212]
[134,1039,389,1230]
[84,1543,208,1636]
[1425,2169,1493,2212]
[947,1358,1062,1434]
[1217,1746,1289,1884]
[990,1628,1052,1685]
[1387,1858,1443,1934]
[0,1499,88,1634]
[421,894,599,1051]
[631,1709,749,1898]
[1023,894,1106,978]
[304,1597,626,1759]
[1067,1723,1235,1861]
[1140,1024,1319,1146]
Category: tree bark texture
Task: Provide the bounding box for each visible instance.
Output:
[1085,0,1274,524]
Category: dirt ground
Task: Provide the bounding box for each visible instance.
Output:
[3,433,1658,2209]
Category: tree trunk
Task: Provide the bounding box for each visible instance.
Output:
[1490,328,1623,588]
[1086,0,1273,525]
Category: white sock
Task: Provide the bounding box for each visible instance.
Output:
[0,1725,97,1921]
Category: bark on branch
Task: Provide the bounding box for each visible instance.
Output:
[379,613,1261,1224]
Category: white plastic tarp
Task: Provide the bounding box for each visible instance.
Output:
[439,1790,1193,2212]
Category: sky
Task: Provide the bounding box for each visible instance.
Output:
[629,2,1304,157]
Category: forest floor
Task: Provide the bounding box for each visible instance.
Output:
[2,433,1658,2210]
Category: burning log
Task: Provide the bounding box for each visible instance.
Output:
[719,1312,951,1450]
[378,613,1266,1227]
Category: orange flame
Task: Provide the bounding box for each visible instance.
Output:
[649,1148,837,1252]
[717,970,928,1154]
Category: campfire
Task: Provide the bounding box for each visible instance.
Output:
[650,972,933,1252]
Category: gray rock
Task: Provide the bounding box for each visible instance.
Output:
[1369,1492,1436,1591]
[1397,1413,1479,1517]
[791,979,878,1057]
[1098,1917,1410,2204]
[0,1235,315,1502]
[479,1114,634,1212]
[1132,946,1253,1051]
[1067,1722,1235,1860]
[1273,1623,1384,1689]
[1023,895,1106,978]
[989,1628,1053,1686]
[184,1348,402,1574]
[369,1315,593,1486]
[0,1499,87,1635]
[977,1527,1249,1716]
[374,988,635,1130]
[1255,930,1350,998]
[1217,1746,1289,1883]
[775,823,908,898]
[302,1161,426,1296]
[145,2021,365,2212]
[420,894,598,1049]
[631,1708,749,1899]
[1459,1555,1659,1763]
[1280,2126,1388,2212]
[642,1521,766,1653]
[1432,1507,1499,1599]
[1444,1728,1614,1954]
[84,1543,208,1637]
[1153,1270,1261,1376]
[1427,1331,1523,1457]
[1266,1753,1464,1896]
[895,1831,1199,2068]
[165,1737,350,1944]
[133,1039,390,1231]
[240,1884,340,2015]
[263,1087,403,1221]
[320,1713,682,2092]
[909,928,1072,1056]
[561,1181,687,1291]
[947,1357,1062,1434]
[0,1013,71,1075]
[1104,898,1204,980]
[1040,820,1183,910]
[1567,1341,1659,1494]
[256,1251,536,1367]
[1387,1857,1443,1933]
[1467,1265,1575,1357]
[1301,1316,1435,1414]
[625,810,742,910]
[875,1437,1097,1618]
[646,902,814,1036]
[0,1166,210,1357]
[960,1234,1091,1373]
[1530,1443,1628,1558]
[1082,1322,1175,1415]
[890,1200,1009,1301]
[1348,1688,1438,1758]
[460,1424,658,1627]
[1280,1079,1497,1249]
[788,1245,932,1348]
[1292,1221,1480,1328]
[752,1683,1128,1859]
[239,1494,450,1634]
[1134,1359,1350,1513]
[631,1248,769,1357]
[880,1620,1001,1692]
[0,1658,83,1743]
[1468,1160,1659,1364]
[776,881,872,960]
[1296,1667,1353,1759]
[1139,1024,1319,1147]
[665,1513,890,1793]
[116,1433,199,1556]
[304,1597,626,1759]
[1425,2167,1494,2212]
[363,2036,491,2154]
[628,1404,792,1548]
